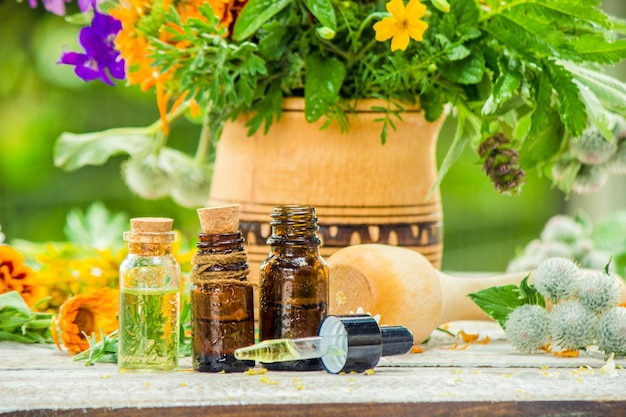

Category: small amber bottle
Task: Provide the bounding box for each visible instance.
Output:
[259,205,329,371]
[191,207,255,372]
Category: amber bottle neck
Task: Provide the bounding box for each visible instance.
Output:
[266,205,321,247]
[196,232,245,254]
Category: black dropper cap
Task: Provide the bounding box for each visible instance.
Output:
[318,315,414,374]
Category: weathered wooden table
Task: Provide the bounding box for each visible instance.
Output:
[2,321,626,417]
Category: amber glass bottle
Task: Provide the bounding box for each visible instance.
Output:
[259,205,329,371]
[191,231,255,372]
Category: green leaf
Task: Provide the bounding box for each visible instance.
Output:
[528,75,553,137]
[0,331,38,344]
[575,79,613,140]
[486,7,575,60]
[467,284,523,327]
[304,53,346,122]
[518,276,546,308]
[609,15,626,35]
[525,0,609,30]
[562,61,626,113]
[257,21,290,60]
[546,62,587,137]
[0,291,32,316]
[592,211,626,253]
[428,114,470,199]
[552,159,582,195]
[64,201,127,251]
[446,44,471,61]
[468,275,543,328]
[520,109,563,170]
[0,292,52,344]
[245,82,284,135]
[481,62,522,116]
[303,0,336,30]
[573,35,626,65]
[518,76,564,169]
[440,51,484,85]
[613,252,626,284]
[54,131,152,172]
[450,0,479,34]
[232,0,292,41]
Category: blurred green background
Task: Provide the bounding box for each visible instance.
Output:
[0,0,624,272]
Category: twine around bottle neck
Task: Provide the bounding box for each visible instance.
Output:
[190,252,251,285]
[191,231,251,285]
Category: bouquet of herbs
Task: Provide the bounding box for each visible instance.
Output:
[24,0,626,204]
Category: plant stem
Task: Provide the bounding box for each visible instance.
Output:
[355,38,379,63]
[320,38,352,62]
[356,12,388,44]
[92,101,191,139]
[194,111,212,164]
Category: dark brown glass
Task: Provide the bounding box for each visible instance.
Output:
[259,206,329,371]
[191,232,255,372]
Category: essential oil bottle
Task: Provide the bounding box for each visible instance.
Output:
[191,206,255,372]
[259,205,329,371]
[118,217,180,371]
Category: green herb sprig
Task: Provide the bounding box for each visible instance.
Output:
[73,330,119,366]
[0,292,53,344]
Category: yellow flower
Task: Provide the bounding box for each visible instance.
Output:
[35,244,125,311]
[373,0,429,51]
[53,288,119,355]
[0,245,44,307]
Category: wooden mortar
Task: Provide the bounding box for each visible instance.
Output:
[327,244,626,343]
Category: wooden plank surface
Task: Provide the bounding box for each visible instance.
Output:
[2,322,626,416]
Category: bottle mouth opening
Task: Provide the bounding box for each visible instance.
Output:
[270,205,317,220]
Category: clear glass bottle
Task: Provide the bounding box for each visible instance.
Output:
[191,231,255,372]
[118,217,180,371]
[259,205,329,371]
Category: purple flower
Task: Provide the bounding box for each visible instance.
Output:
[58,10,126,86]
[77,0,101,13]
[28,0,71,15]
[28,0,102,15]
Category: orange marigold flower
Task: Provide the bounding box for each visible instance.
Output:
[207,0,248,32]
[0,245,44,307]
[110,0,240,134]
[55,287,119,355]
[110,0,247,134]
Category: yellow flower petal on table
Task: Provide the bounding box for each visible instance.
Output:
[554,349,579,358]
[441,330,490,350]
[373,0,428,51]
[56,288,119,355]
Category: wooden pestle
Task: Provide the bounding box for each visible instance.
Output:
[327,244,626,343]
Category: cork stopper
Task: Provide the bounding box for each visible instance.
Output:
[130,217,174,233]
[197,205,239,234]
